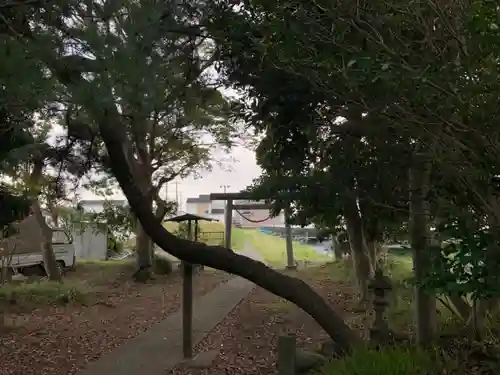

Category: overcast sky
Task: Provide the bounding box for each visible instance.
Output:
[50,75,263,208]
[79,145,263,210]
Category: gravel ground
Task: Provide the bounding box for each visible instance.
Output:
[0,269,231,375]
[170,266,364,375]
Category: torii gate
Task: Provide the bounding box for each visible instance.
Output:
[209,192,296,269]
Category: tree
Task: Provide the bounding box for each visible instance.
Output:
[0,0,365,352]
[205,0,500,344]
[56,0,238,280]
[6,0,500,352]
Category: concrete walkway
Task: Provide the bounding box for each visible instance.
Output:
[76,250,264,375]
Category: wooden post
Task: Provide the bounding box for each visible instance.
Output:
[277,334,297,375]
[194,221,199,241]
[224,199,233,249]
[284,208,296,269]
[194,221,204,271]
[182,220,194,359]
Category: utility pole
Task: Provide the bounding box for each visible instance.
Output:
[175,181,179,207]
[167,181,180,213]
[178,192,183,212]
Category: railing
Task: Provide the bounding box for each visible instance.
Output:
[198,231,224,246]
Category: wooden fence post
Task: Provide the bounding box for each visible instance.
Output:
[277,334,297,375]
[182,261,193,359]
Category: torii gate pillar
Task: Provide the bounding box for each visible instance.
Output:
[224,199,233,249]
[284,208,296,269]
[210,192,295,269]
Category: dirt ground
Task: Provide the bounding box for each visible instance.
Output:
[0,262,232,375]
[170,264,365,375]
[167,262,500,375]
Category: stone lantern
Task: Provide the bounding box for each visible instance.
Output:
[368,268,393,343]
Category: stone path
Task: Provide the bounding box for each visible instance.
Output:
[75,249,264,375]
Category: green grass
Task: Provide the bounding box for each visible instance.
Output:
[164,221,331,267]
[385,253,413,282]
[231,228,246,250]
[163,221,225,246]
[237,228,331,267]
[0,259,136,310]
[314,346,436,375]
[77,258,132,266]
[0,279,93,306]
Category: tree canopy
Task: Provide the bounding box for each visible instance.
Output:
[3,0,500,351]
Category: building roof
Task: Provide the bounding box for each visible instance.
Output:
[186,194,211,204]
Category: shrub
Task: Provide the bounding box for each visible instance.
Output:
[153,256,173,275]
[313,347,436,375]
[0,280,92,306]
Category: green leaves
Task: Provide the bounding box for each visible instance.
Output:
[0,186,31,234]
[423,206,500,300]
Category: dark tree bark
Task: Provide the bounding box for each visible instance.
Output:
[30,156,62,282]
[94,110,362,354]
[41,53,363,353]
[344,196,373,302]
[409,155,437,345]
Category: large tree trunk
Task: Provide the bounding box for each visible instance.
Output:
[344,197,373,303]
[93,110,362,354]
[30,157,61,282]
[32,201,62,282]
[365,239,382,270]
[134,219,154,281]
[48,63,362,352]
[472,195,500,337]
[332,235,344,261]
[131,159,155,281]
[358,201,380,271]
[409,157,436,345]
[134,193,172,281]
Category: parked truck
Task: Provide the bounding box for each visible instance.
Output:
[2,216,76,277]
[9,230,76,276]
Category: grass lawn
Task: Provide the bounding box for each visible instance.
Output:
[240,228,331,266]
[163,221,331,267]
[0,259,136,308]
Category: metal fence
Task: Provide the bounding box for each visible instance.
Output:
[198,231,224,246]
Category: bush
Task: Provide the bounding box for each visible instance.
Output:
[0,280,92,306]
[313,347,436,375]
[153,256,173,275]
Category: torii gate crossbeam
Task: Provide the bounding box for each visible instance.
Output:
[209,192,296,269]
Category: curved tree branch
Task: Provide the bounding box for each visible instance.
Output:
[43,44,362,353]
[95,104,361,353]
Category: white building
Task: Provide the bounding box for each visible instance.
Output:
[184,195,285,227]
[185,195,225,222]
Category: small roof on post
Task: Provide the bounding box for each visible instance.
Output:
[166,213,219,223]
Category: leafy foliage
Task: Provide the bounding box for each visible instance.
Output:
[86,201,134,244]
[425,208,500,300]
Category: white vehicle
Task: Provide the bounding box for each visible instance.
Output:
[8,229,76,276]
